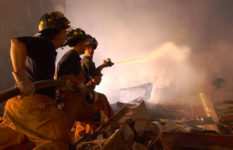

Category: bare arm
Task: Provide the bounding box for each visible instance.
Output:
[10,39,27,73]
[10,39,35,96]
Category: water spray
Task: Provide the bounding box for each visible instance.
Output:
[114,43,171,65]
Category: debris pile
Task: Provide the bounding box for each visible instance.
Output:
[75,102,170,150]
[75,94,233,150]
[216,100,233,131]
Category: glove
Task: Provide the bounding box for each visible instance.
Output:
[12,69,35,98]
[92,75,102,85]
[86,80,95,89]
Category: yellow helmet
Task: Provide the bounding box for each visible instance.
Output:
[38,11,70,33]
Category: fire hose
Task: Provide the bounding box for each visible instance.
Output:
[0,80,66,103]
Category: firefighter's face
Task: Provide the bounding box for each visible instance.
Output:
[79,40,88,54]
[85,46,95,56]
[55,29,67,48]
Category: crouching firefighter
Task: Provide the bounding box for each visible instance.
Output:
[55,29,114,142]
[0,11,73,150]
[75,35,115,141]
[56,28,99,130]
[82,34,114,118]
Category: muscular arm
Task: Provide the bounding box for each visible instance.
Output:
[10,38,35,96]
[10,39,27,73]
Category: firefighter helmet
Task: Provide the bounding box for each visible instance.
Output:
[38,11,70,33]
[85,34,98,49]
[65,28,88,46]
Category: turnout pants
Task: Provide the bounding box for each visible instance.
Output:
[73,91,114,141]
[0,94,71,150]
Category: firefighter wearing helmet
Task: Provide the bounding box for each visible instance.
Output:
[74,34,114,141]
[82,34,114,118]
[0,11,72,150]
[85,34,98,49]
[56,29,114,141]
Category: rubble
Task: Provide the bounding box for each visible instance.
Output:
[1,82,233,149]
[75,102,171,150]
[215,100,233,130]
[75,96,233,150]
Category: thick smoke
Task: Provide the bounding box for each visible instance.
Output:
[61,0,233,104]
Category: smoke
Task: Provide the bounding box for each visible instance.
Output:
[96,42,206,104]
[61,0,233,104]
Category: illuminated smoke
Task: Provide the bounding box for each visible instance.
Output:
[58,0,233,104]
[115,42,182,65]
[96,42,205,104]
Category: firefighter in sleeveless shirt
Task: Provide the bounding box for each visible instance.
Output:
[0,11,72,150]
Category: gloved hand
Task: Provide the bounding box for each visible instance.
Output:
[102,58,114,67]
[92,75,102,85]
[12,69,35,98]
[86,80,95,90]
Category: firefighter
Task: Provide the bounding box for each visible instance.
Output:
[56,30,114,142]
[56,28,100,128]
[82,35,114,118]
[74,35,114,141]
[0,11,72,150]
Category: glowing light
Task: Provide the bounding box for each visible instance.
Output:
[115,43,178,65]
[199,93,219,122]
[115,48,168,65]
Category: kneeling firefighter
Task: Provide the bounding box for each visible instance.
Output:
[56,28,100,130]
[74,35,115,141]
[0,11,72,150]
[82,34,114,118]
[55,29,114,142]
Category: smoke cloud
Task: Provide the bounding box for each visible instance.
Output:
[57,0,233,104]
